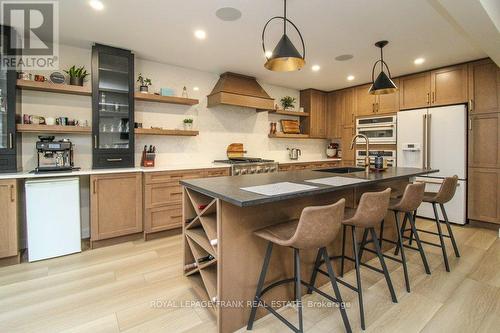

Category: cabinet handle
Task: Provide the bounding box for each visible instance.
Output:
[468,99,473,112]
[94,135,97,149]
[376,103,379,113]
[8,133,13,149]
[372,103,375,113]
[469,118,472,131]
[93,180,97,194]
[431,92,435,104]
[426,93,430,104]
[10,185,14,202]
[106,158,123,162]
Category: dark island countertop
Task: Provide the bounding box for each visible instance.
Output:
[181,167,438,207]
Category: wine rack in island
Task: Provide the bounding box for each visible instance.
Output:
[183,187,219,317]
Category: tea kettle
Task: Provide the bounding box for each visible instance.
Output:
[287,148,301,160]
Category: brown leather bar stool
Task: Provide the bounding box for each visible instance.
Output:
[371,183,431,293]
[399,176,460,272]
[247,199,352,333]
[308,188,396,331]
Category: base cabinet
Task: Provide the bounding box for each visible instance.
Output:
[468,168,500,224]
[144,168,229,235]
[90,172,143,241]
[0,179,18,259]
[278,160,340,172]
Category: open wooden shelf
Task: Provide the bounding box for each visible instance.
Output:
[16,80,91,96]
[199,215,217,244]
[135,92,199,106]
[200,265,217,301]
[268,133,311,139]
[268,109,310,117]
[16,124,92,134]
[186,228,216,258]
[134,128,199,136]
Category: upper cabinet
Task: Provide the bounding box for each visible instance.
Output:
[326,91,342,139]
[399,72,432,110]
[341,88,355,127]
[400,64,468,110]
[468,59,500,114]
[300,89,327,138]
[92,44,135,169]
[355,80,399,117]
[0,25,21,173]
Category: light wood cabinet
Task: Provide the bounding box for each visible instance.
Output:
[144,168,229,235]
[399,72,431,110]
[468,168,500,224]
[355,80,399,116]
[377,78,400,114]
[431,64,468,106]
[468,59,500,114]
[326,91,342,139]
[468,113,500,168]
[300,89,327,138]
[91,172,143,241]
[278,160,340,172]
[340,126,356,164]
[0,180,18,259]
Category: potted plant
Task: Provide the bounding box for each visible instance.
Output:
[183,118,193,130]
[64,65,89,86]
[137,73,152,93]
[280,96,296,111]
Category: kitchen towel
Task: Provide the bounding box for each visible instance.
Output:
[240,182,317,196]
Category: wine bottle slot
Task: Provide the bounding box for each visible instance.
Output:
[184,262,198,270]
[210,239,218,246]
[197,255,215,263]
[185,217,195,224]
[198,204,208,210]
[211,296,218,303]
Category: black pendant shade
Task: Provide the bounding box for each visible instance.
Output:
[368,40,398,95]
[262,0,306,72]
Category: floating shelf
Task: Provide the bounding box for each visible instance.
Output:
[268,109,310,117]
[135,92,199,106]
[16,80,91,96]
[134,128,199,136]
[268,133,311,139]
[16,124,92,134]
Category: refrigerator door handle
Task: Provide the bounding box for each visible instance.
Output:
[427,114,431,169]
[422,114,427,169]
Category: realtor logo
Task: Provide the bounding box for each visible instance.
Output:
[1,1,59,69]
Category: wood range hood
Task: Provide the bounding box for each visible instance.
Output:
[207,72,275,110]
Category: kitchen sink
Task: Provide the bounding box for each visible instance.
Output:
[314,167,365,174]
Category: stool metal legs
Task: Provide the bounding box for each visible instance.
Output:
[294,248,303,332]
[394,212,410,292]
[433,203,450,272]
[440,203,461,258]
[351,226,366,330]
[247,242,273,330]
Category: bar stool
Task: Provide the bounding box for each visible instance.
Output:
[374,183,431,293]
[399,176,460,272]
[308,188,396,331]
[247,199,352,333]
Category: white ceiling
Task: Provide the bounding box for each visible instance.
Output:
[52,0,490,90]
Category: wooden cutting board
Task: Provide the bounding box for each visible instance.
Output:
[227,143,247,158]
[281,120,301,134]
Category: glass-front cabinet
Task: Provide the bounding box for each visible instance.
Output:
[92,44,134,168]
[0,25,20,173]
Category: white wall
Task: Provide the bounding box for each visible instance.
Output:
[20,44,328,171]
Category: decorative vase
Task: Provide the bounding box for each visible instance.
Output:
[326,148,337,158]
[139,85,149,93]
[69,76,84,86]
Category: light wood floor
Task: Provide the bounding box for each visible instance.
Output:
[0,219,498,333]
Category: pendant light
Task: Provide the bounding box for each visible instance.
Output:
[262,0,306,72]
[368,40,398,95]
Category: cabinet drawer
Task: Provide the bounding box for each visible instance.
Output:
[145,183,182,208]
[144,170,204,184]
[145,204,183,233]
[93,153,134,169]
[204,168,230,178]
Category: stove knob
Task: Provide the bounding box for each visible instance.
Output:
[241,169,248,175]
[270,167,277,172]
[234,169,241,175]
[264,167,270,172]
[250,168,256,174]
[257,168,263,173]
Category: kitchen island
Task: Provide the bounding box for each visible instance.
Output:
[180,167,437,333]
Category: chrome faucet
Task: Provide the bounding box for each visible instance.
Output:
[350,134,370,172]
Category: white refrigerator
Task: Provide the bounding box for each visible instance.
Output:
[397,105,467,225]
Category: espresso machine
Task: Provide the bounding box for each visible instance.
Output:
[35,136,75,172]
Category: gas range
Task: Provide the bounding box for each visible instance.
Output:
[214,157,279,175]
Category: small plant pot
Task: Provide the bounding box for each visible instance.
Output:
[139,85,149,93]
[69,77,84,86]
[183,123,193,130]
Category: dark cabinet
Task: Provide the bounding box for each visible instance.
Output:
[92,44,134,169]
[0,25,21,173]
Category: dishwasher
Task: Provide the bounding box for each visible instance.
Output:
[25,177,82,262]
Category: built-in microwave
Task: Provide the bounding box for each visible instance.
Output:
[356,150,397,167]
[356,115,397,144]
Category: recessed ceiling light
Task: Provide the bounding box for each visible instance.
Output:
[414,57,425,65]
[265,51,273,58]
[347,75,355,81]
[89,0,104,11]
[215,7,242,21]
[312,65,320,72]
[193,87,199,91]
[194,30,206,40]
[335,54,354,61]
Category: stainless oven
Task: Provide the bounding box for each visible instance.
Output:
[356,115,397,144]
[356,150,396,167]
